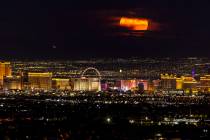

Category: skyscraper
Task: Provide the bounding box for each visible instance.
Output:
[52,78,71,90]
[3,76,21,90]
[0,62,12,87]
[72,77,101,91]
[28,72,52,90]
[160,74,176,90]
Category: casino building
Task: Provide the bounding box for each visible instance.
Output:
[28,72,52,90]
[0,62,12,87]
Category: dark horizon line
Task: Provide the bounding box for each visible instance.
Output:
[1,56,210,61]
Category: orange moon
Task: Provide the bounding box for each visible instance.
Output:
[120,17,149,31]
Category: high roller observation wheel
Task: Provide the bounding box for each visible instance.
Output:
[81,67,101,78]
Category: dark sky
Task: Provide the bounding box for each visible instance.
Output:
[0,0,210,59]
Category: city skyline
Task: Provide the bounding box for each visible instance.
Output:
[1,1,210,139]
[1,58,210,94]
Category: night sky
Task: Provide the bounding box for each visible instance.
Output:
[0,0,210,59]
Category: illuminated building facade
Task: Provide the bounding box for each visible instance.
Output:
[176,78,183,90]
[3,76,21,90]
[175,76,198,93]
[182,76,198,93]
[120,79,148,91]
[120,80,136,91]
[199,75,210,92]
[52,78,71,90]
[101,83,108,91]
[0,62,12,87]
[152,80,161,90]
[160,74,176,89]
[28,72,52,90]
[72,77,101,91]
[72,67,101,91]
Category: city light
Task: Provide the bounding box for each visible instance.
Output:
[106,117,111,123]
[0,59,210,139]
[129,119,135,124]
[0,0,209,139]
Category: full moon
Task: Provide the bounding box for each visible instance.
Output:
[120,17,149,31]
